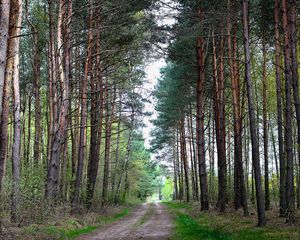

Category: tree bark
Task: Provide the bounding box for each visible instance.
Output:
[262,38,270,211]
[0,0,10,119]
[102,83,116,204]
[212,32,227,212]
[227,0,248,215]
[180,119,189,202]
[0,0,11,194]
[196,29,209,209]
[281,0,295,223]
[241,0,266,226]
[73,0,93,206]
[46,0,70,200]
[87,50,103,206]
[289,0,300,212]
[11,0,22,222]
[173,140,179,200]
[274,0,286,217]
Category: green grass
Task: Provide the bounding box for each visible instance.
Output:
[96,208,129,224]
[163,201,191,210]
[173,213,231,240]
[22,207,130,240]
[62,226,98,239]
[134,203,155,227]
[164,202,300,240]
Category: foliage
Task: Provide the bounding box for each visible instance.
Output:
[162,177,174,201]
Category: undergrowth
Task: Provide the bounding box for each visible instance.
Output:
[20,207,130,240]
[164,202,300,240]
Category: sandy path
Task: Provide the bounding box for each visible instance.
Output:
[76,202,173,240]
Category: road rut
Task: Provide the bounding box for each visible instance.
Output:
[76,202,172,240]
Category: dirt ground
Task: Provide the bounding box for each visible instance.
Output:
[76,202,173,240]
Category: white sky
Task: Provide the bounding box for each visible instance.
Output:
[143,59,166,149]
[141,0,178,151]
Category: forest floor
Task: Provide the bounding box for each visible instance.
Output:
[1,204,132,240]
[165,201,300,240]
[3,201,300,239]
[76,202,173,240]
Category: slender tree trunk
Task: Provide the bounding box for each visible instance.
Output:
[173,141,179,200]
[73,0,93,206]
[26,96,31,163]
[31,26,42,166]
[115,112,134,203]
[86,45,104,205]
[209,106,215,201]
[180,119,189,202]
[0,0,10,119]
[212,33,227,212]
[196,31,209,209]
[262,38,270,211]
[0,0,10,189]
[241,0,266,226]
[11,1,22,223]
[227,1,248,215]
[176,129,183,200]
[46,0,70,199]
[281,0,295,223]
[102,84,116,204]
[111,102,121,198]
[0,0,15,191]
[188,110,196,200]
[289,0,300,212]
[189,109,199,201]
[274,0,286,217]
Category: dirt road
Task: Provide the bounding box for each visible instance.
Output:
[76,202,173,240]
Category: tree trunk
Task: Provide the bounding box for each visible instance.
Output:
[241,0,266,226]
[0,0,11,194]
[227,1,248,215]
[173,141,179,200]
[26,95,31,163]
[111,101,122,198]
[281,0,295,223]
[274,0,286,217]
[115,112,134,203]
[189,109,199,201]
[262,38,270,211]
[102,83,116,204]
[212,33,227,212]
[11,0,22,222]
[188,110,196,200]
[289,0,300,212]
[196,30,209,209]
[86,50,104,206]
[32,26,42,166]
[73,0,93,206]
[46,0,70,200]
[176,129,183,200]
[180,119,189,202]
[0,0,10,119]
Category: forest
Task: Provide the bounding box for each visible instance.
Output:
[1,0,300,239]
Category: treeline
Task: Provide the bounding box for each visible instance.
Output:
[151,0,300,226]
[0,0,161,229]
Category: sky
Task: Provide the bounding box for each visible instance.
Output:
[141,0,178,152]
[143,59,166,149]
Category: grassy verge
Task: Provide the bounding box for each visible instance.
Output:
[134,203,155,227]
[164,202,300,240]
[21,207,130,240]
